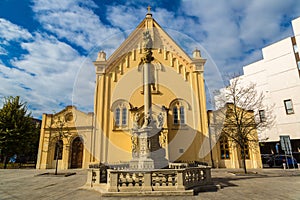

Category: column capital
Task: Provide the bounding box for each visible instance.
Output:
[191,58,206,73]
[93,61,107,75]
[94,51,107,75]
[191,48,206,73]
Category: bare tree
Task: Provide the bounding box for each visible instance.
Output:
[49,115,71,175]
[213,75,274,173]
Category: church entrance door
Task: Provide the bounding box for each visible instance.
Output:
[70,137,83,168]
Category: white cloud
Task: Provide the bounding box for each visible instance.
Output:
[0,32,95,117]
[14,33,80,76]
[239,0,298,46]
[31,0,121,52]
[106,5,145,31]
[31,0,98,11]
[0,18,32,42]
[180,0,300,76]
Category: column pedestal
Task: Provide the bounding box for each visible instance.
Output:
[130,125,168,170]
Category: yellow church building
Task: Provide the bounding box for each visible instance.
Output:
[36,10,261,170]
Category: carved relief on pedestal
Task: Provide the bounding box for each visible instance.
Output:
[159,131,167,148]
[131,134,139,158]
[133,113,140,130]
[156,112,164,129]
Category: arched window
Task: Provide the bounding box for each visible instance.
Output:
[54,140,63,160]
[173,105,185,125]
[111,100,131,129]
[170,99,189,126]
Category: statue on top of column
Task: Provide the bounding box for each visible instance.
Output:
[141,30,154,64]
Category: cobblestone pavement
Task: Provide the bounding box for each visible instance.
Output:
[0,168,299,200]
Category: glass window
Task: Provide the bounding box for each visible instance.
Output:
[173,107,179,124]
[54,140,63,160]
[293,44,298,53]
[284,99,294,114]
[297,61,300,70]
[220,137,230,159]
[122,108,127,125]
[115,108,120,126]
[179,106,185,124]
[259,110,266,122]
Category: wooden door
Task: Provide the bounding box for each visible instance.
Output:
[70,137,83,168]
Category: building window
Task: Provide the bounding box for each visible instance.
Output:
[297,61,300,70]
[114,107,128,127]
[54,140,63,160]
[170,99,189,126]
[220,137,230,159]
[122,108,127,125]
[284,99,294,114]
[179,106,185,124]
[173,107,179,124]
[241,144,250,160]
[112,100,130,129]
[259,110,266,122]
[115,108,120,126]
[293,44,298,53]
[173,105,185,125]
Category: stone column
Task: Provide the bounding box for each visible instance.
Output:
[129,30,168,170]
[143,62,152,118]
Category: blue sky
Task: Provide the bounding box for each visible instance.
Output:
[1,0,300,118]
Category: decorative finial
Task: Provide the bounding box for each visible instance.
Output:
[193,48,201,58]
[96,50,106,61]
[147,5,151,13]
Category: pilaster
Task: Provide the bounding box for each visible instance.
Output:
[36,113,47,169]
[191,49,208,137]
[93,51,107,163]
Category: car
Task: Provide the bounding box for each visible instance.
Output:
[266,155,298,168]
[261,154,274,167]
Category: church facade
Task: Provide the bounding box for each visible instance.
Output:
[36,11,261,170]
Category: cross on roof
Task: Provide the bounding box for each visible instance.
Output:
[147,5,151,13]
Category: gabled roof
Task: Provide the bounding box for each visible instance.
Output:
[105,12,193,72]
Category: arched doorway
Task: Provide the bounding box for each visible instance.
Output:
[70,137,83,168]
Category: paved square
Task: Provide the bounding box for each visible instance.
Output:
[0,169,299,200]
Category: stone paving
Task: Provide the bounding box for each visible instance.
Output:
[0,168,299,200]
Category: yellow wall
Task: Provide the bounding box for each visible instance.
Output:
[36,106,93,169]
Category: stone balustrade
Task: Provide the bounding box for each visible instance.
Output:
[87,166,212,193]
[169,162,188,169]
[183,167,211,189]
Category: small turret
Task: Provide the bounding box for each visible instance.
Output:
[192,48,201,59]
[96,51,106,61]
[192,48,206,72]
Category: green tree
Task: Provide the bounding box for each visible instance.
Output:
[0,96,39,169]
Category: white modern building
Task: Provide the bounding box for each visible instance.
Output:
[220,17,300,155]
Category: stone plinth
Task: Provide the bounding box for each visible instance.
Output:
[130,125,168,170]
